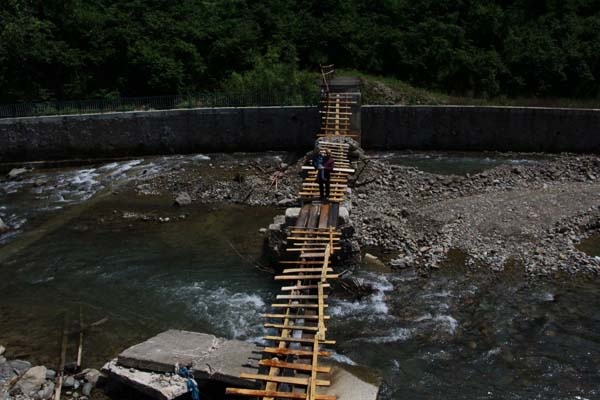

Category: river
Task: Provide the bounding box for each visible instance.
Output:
[1,153,598,400]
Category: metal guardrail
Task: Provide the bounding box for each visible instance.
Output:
[0,91,319,119]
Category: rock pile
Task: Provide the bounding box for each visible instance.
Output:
[0,345,101,400]
[351,154,600,277]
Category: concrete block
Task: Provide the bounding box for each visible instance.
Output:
[284,207,301,226]
[102,359,187,400]
[322,362,381,400]
[117,330,259,388]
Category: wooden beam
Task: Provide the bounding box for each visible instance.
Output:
[262,314,330,320]
[264,335,336,345]
[263,347,330,357]
[239,373,330,387]
[271,303,328,308]
[280,283,330,291]
[264,323,321,332]
[259,359,331,373]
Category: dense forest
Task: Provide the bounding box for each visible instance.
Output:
[1,0,599,103]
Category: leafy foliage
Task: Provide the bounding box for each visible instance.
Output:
[1,0,599,102]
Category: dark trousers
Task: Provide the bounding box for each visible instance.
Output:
[318,176,330,200]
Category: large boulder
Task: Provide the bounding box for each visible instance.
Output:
[12,366,46,396]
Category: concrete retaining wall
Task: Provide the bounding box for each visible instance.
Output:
[2,104,600,162]
[0,106,319,162]
[362,105,600,153]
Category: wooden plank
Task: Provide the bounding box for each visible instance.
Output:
[274,274,338,280]
[301,183,348,188]
[279,260,330,264]
[271,304,328,308]
[317,284,326,342]
[286,247,341,252]
[262,314,330,320]
[263,347,330,357]
[302,166,355,173]
[280,283,330,291]
[295,205,312,229]
[281,268,333,273]
[318,204,330,229]
[328,202,339,228]
[286,236,341,241]
[259,359,331,373]
[225,388,336,400]
[275,295,327,300]
[264,323,321,332]
[239,373,330,387]
[263,335,335,345]
[317,140,350,147]
[289,230,341,235]
[307,204,320,229]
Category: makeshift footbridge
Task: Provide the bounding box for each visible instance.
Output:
[225,68,360,400]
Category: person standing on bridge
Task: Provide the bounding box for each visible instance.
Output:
[320,149,335,202]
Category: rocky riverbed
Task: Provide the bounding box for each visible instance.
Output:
[351,154,600,277]
[4,149,600,281]
[0,345,101,400]
[125,150,600,278]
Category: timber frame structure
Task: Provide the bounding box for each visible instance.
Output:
[226,66,359,400]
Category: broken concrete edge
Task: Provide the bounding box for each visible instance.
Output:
[323,361,382,400]
[102,359,188,400]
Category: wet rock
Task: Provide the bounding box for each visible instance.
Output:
[10,360,32,374]
[173,192,192,207]
[0,218,9,234]
[8,168,27,179]
[363,253,386,270]
[82,382,93,396]
[63,375,76,388]
[390,259,409,269]
[277,197,295,206]
[36,381,55,400]
[0,345,4,356]
[45,369,56,380]
[12,366,46,396]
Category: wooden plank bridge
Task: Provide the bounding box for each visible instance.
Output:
[226,67,359,400]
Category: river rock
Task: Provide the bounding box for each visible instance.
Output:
[36,381,55,400]
[390,259,410,269]
[363,253,386,270]
[173,192,192,206]
[63,375,76,388]
[12,366,46,396]
[0,218,9,234]
[10,359,32,373]
[0,345,4,355]
[82,382,93,396]
[277,197,295,206]
[83,369,100,385]
[45,369,56,380]
[8,168,27,179]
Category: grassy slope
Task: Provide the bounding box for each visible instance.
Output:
[341,70,600,109]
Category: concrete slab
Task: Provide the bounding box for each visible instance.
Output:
[117,330,260,388]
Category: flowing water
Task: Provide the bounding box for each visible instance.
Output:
[1,154,599,400]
